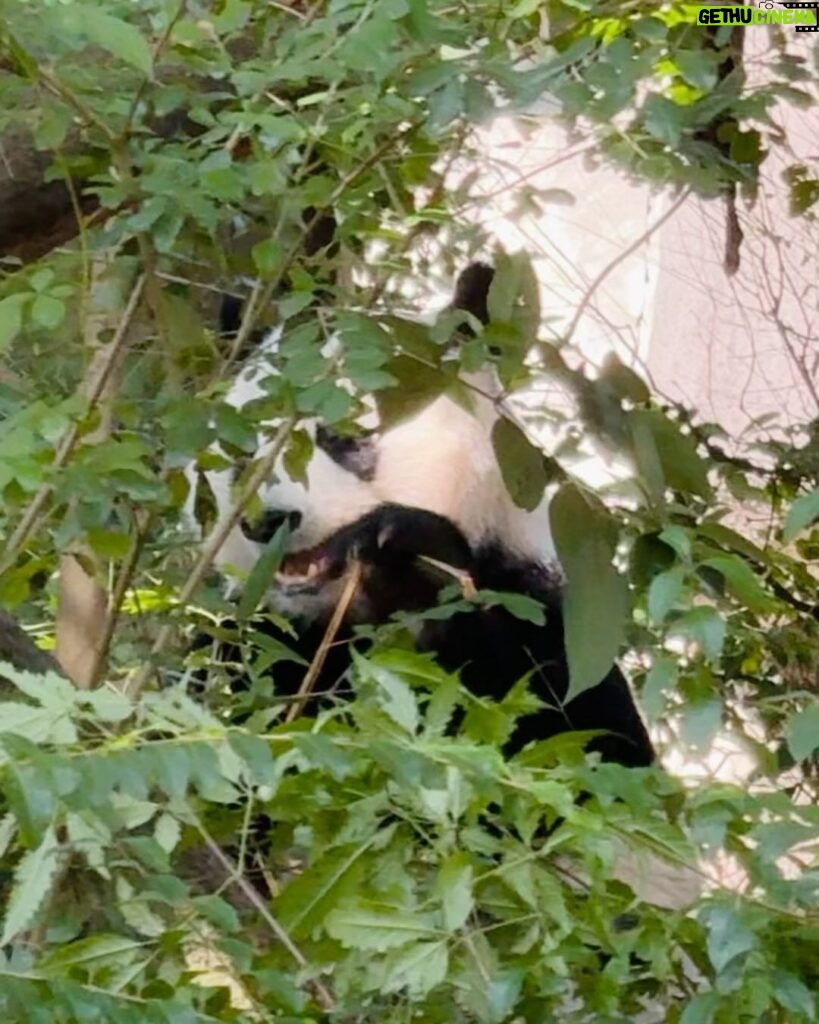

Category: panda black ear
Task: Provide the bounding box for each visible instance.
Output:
[452,262,495,328]
[217,293,269,361]
[316,426,378,481]
[219,293,244,338]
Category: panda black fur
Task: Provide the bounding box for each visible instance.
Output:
[192,265,655,769]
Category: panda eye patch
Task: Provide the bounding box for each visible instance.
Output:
[240,509,302,544]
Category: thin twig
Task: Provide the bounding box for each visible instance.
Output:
[196,828,335,1011]
[124,0,188,133]
[124,416,298,696]
[563,189,690,346]
[35,65,116,141]
[285,560,363,723]
[0,274,146,577]
[417,555,477,599]
[224,121,421,370]
[365,126,467,310]
[54,150,91,325]
[88,510,153,685]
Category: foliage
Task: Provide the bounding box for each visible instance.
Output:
[0,657,817,1023]
[0,0,818,1021]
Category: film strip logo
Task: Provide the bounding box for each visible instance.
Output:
[772,1,819,31]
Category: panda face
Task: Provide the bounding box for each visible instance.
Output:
[247,438,381,618]
[189,322,383,616]
[205,417,381,619]
[196,263,557,620]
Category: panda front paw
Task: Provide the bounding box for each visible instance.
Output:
[325,504,473,574]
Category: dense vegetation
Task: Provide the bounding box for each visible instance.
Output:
[0,1,818,1021]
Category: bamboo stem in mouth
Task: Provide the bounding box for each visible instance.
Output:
[416,554,477,600]
[285,558,363,723]
[284,551,477,724]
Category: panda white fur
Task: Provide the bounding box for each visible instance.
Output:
[206,270,555,562]
[196,319,380,622]
[190,263,655,768]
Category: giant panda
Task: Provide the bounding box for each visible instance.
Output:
[190,262,655,770]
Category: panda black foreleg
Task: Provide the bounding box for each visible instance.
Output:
[418,564,655,767]
[323,506,655,768]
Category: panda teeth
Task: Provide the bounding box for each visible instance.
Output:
[275,561,321,585]
[276,569,307,584]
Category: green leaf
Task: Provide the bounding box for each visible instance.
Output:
[29,269,54,292]
[680,992,719,1024]
[282,429,313,484]
[86,528,132,558]
[251,238,282,276]
[153,813,180,853]
[190,894,240,933]
[479,590,545,625]
[642,94,684,146]
[510,0,542,16]
[598,353,650,404]
[1,825,61,945]
[642,656,678,721]
[487,251,540,340]
[629,408,665,505]
[550,483,628,700]
[680,699,722,752]
[696,521,770,566]
[705,904,756,972]
[0,701,77,753]
[491,418,551,512]
[730,129,763,166]
[676,50,719,90]
[436,854,473,930]
[673,606,725,661]
[276,843,374,938]
[377,350,445,429]
[648,566,685,623]
[74,9,153,75]
[633,16,667,40]
[629,409,711,499]
[30,295,65,331]
[213,403,258,453]
[0,665,77,708]
[236,523,290,620]
[659,524,691,561]
[355,654,419,734]
[381,940,449,997]
[83,687,133,723]
[701,555,777,614]
[38,933,146,970]
[772,970,815,1017]
[325,900,437,951]
[783,489,819,543]
[0,294,27,350]
[786,705,819,762]
[427,78,464,134]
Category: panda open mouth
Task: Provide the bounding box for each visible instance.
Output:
[276,544,337,588]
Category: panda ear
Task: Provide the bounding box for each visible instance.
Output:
[452,262,495,328]
[219,293,244,338]
[316,426,378,481]
[217,294,269,361]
